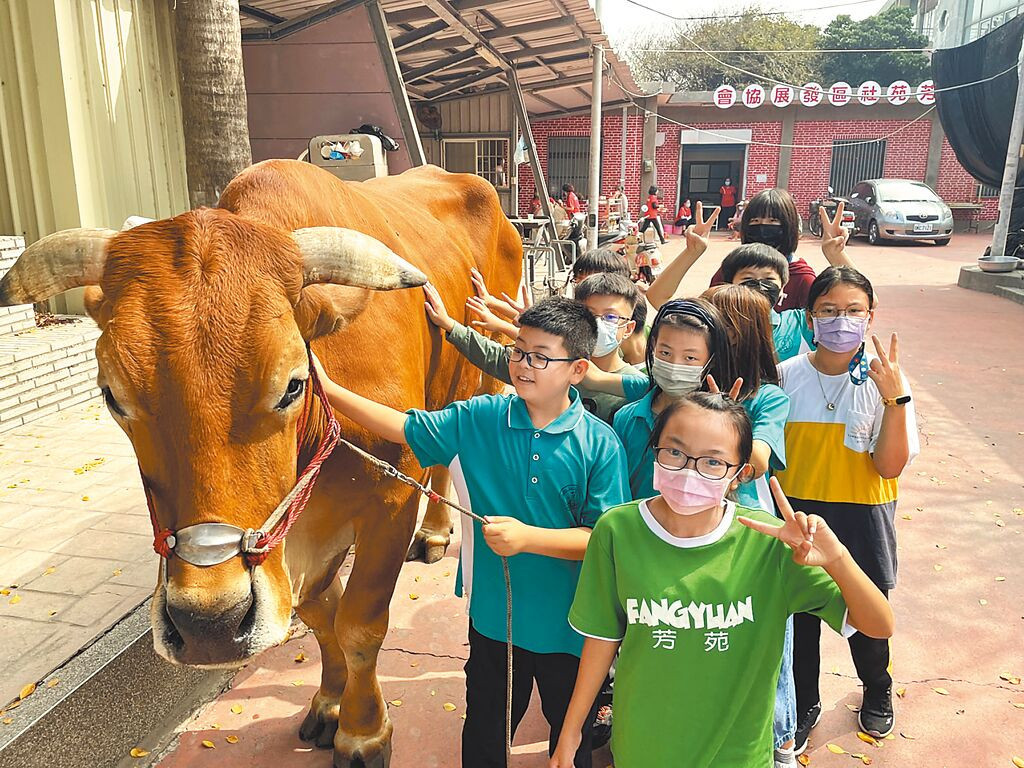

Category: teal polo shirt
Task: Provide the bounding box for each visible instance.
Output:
[735,383,790,511]
[403,389,629,656]
[612,388,659,498]
[772,309,815,362]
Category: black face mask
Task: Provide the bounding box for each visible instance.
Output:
[745,223,787,252]
[740,278,783,308]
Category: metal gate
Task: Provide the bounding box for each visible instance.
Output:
[547,136,595,195]
[829,139,886,196]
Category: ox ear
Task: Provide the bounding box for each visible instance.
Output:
[292,227,427,290]
[294,284,372,341]
[0,228,115,306]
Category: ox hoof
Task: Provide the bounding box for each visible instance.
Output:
[334,741,391,768]
[299,705,340,749]
[406,529,450,564]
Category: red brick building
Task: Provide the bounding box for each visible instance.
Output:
[516,91,995,229]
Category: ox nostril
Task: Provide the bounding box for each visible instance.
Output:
[166,591,255,643]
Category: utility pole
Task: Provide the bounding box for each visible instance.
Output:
[588,42,604,251]
[988,34,1024,259]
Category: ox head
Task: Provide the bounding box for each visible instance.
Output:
[0,211,426,667]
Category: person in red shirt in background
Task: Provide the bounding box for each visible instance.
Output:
[674,198,692,229]
[562,183,582,215]
[639,185,668,244]
[529,193,544,216]
[711,188,818,311]
[720,177,739,225]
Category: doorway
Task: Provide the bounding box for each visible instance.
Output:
[678,144,747,213]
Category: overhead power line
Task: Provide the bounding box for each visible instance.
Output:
[620,0,887,23]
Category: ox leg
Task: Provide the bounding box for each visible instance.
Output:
[297,577,348,748]
[406,467,453,564]
[332,498,417,768]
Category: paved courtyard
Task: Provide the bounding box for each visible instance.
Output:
[1,231,1022,766]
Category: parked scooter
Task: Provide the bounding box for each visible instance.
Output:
[564,212,630,256]
[808,186,855,237]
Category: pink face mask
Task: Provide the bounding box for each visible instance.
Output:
[653,464,737,516]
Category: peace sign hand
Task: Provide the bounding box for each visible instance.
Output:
[867,332,904,400]
[683,202,721,255]
[737,478,847,568]
[705,374,743,400]
[819,202,850,263]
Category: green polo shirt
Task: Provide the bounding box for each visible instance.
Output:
[612,388,659,498]
[404,389,630,655]
[772,309,815,362]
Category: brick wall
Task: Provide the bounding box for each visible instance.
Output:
[936,136,999,221]
[0,237,101,433]
[517,111,646,216]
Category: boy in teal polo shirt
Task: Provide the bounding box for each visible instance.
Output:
[312,295,629,768]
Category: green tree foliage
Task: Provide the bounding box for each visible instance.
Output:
[627,6,822,91]
[819,7,931,85]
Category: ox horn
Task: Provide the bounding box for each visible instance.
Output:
[0,228,116,306]
[293,227,427,290]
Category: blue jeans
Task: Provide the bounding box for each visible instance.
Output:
[774,616,796,749]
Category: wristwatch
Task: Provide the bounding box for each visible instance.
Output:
[882,394,912,407]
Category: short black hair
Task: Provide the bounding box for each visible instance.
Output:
[571,248,630,282]
[720,243,790,285]
[740,188,801,256]
[573,272,641,310]
[648,185,659,195]
[631,296,648,328]
[648,391,753,465]
[645,298,734,394]
[518,296,597,360]
[807,266,875,310]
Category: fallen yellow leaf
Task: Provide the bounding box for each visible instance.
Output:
[933,564,943,572]
[0,589,8,596]
[895,687,907,698]
[225,735,239,744]
[901,514,912,521]
[294,652,307,663]
[797,755,811,766]
[202,739,215,749]
[81,496,89,502]
[1013,757,1024,768]
[230,704,243,714]
[112,569,122,576]
[18,683,35,701]
[210,723,221,729]
[9,595,21,605]
[900,732,917,740]
[996,520,1006,528]
[442,702,457,712]
[980,599,989,606]
[933,687,950,695]
[1000,673,1022,684]
[857,732,880,747]
[389,700,403,707]
[858,756,873,765]
[996,576,1007,582]
[46,679,59,688]
[410,661,419,668]
[408,593,419,600]
[845,703,861,712]
[43,566,56,575]
[1012,702,1024,709]
[129,747,150,758]
[826,743,847,754]
[291,680,303,686]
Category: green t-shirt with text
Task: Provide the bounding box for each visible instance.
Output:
[569,500,851,768]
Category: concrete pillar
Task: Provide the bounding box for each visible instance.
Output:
[777,110,796,190]
[925,115,945,190]
[640,96,659,196]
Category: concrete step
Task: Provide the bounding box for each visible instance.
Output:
[0,320,101,434]
[0,599,234,768]
[994,285,1024,306]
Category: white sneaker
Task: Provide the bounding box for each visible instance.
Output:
[774,745,796,767]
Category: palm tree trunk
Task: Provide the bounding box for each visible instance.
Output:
[172,0,252,208]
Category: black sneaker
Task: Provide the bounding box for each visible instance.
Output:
[793,702,822,755]
[858,686,894,738]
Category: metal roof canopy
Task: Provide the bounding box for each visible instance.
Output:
[238,0,640,117]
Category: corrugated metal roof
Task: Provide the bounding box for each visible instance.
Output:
[238,0,640,116]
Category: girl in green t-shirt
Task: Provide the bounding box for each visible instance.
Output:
[550,392,893,768]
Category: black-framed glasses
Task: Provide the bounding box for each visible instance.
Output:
[505,345,578,370]
[653,447,740,480]
[810,307,869,319]
[593,312,631,327]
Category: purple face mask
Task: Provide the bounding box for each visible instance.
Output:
[812,315,868,353]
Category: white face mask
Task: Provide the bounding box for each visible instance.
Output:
[592,318,622,358]
[651,357,704,397]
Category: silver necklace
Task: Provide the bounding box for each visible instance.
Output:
[814,365,847,411]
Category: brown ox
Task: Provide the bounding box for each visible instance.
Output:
[0,160,521,767]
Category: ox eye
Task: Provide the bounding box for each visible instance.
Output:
[102,387,126,418]
[276,378,306,410]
